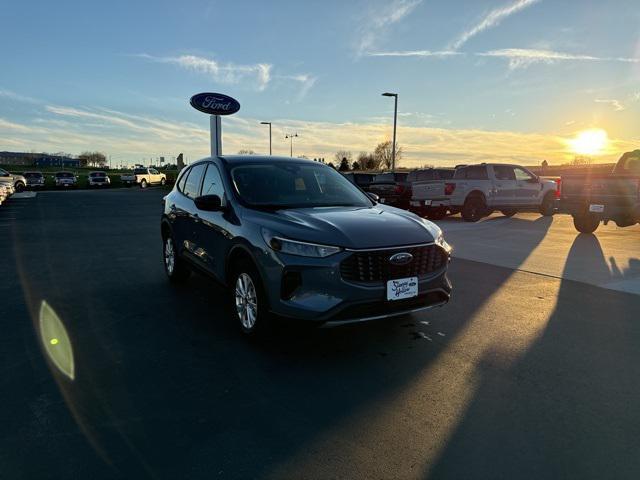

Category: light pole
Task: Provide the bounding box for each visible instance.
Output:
[285,133,298,157]
[260,121,272,155]
[382,92,398,171]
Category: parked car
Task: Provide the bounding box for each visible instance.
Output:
[121,167,166,188]
[408,168,456,219]
[368,172,411,209]
[0,167,26,192]
[54,171,78,188]
[341,172,376,192]
[0,178,15,197]
[88,171,111,187]
[0,184,7,205]
[161,156,452,335]
[23,171,45,189]
[411,163,558,222]
[560,150,640,233]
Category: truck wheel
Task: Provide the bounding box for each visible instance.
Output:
[140,179,148,189]
[501,209,517,217]
[462,195,486,222]
[161,178,166,186]
[230,259,270,336]
[426,207,448,221]
[540,192,556,216]
[573,214,600,234]
[15,181,25,193]
[163,235,190,282]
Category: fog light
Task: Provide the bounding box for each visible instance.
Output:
[281,271,302,300]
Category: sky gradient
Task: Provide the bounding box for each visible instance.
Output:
[1,0,639,167]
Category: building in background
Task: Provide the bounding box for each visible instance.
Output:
[0,151,80,167]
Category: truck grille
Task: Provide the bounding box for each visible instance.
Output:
[340,244,448,283]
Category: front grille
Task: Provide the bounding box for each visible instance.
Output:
[340,244,448,284]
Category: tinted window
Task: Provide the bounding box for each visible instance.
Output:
[55,172,74,178]
[454,166,488,180]
[149,168,159,174]
[373,173,394,183]
[494,165,515,180]
[231,162,371,208]
[176,168,188,192]
[408,170,435,182]
[437,169,455,179]
[201,164,225,198]
[514,167,534,181]
[134,168,147,175]
[183,164,206,198]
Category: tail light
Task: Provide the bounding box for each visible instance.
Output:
[444,183,456,195]
[555,178,562,199]
[394,185,405,194]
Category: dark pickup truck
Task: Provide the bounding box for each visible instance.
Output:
[368,172,410,209]
[560,150,640,233]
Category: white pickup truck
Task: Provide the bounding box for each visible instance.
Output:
[121,167,166,188]
[411,163,558,222]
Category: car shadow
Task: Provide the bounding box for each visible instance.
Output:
[426,233,640,479]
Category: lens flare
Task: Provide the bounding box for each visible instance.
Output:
[568,129,609,156]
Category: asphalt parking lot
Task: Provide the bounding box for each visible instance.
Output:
[2,189,640,479]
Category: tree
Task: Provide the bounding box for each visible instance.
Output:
[374,141,402,170]
[328,162,337,170]
[357,151,379,171]
[338,157,350,171]
[238,149,256,155]
[78,151,107,167]
[569,156,592,166]
[352,161,361,171]
[334,150,352,165]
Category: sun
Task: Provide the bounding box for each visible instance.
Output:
[569,129,609,156]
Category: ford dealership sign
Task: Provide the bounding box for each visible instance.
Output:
[190,93,241,115]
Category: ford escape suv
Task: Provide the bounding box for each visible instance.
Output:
[160,156,452,335]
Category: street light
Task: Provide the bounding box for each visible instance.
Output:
[260,121,272,155]
[382,92,398,171]
[285,133,299,157]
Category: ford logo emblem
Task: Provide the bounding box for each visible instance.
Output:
[389,252,413,265]
[190,92,241,116]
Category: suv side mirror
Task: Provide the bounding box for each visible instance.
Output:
[194,194,223,211]
[367,192,380,202]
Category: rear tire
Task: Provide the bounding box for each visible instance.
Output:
[163,235,190,282]
[230,259,270,336]
[462,195,486,222]
[426,207,448,221]
[573,214,600,234]
[501,209,517,217]
[540,192,556,217]
[160,178,166,186]
[141,179,148,189]
[15,182,25,193]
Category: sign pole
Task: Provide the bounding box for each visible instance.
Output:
[210,114,222,157]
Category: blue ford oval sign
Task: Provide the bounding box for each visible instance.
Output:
[190,93,241,115]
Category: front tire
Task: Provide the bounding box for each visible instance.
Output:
[163,235,190,282]
[160,178,166,186]
[573,214,600,234]
[540,192,556,216]
[15,182,25,193]
[501,209,517,217]
[140,179,148,189]
[230,260,270,336]
[462,195,486,222]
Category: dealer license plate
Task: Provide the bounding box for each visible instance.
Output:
[386,277,418,301]
[589,204,605,213]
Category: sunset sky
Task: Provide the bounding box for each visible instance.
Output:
[1,0,639,166]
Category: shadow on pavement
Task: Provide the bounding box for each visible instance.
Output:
[427,233,640,479]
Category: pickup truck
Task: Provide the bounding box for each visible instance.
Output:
[121,167,166,188]
[407,168,456,219]
[368,172,410,209]
[341,172,376,192]
[411,163,558,222]
[560,150,640,233]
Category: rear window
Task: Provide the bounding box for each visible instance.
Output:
[134,168,147,175]
[24,172,42,178]
[453,166,488,180]
[373,172,408,182]
[55,172,74,178]
[90,172,106,177]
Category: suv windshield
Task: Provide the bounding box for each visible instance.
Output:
[231,162,372,208]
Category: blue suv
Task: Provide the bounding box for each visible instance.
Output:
[161,156,452,335]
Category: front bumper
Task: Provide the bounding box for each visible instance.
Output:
[259,245,452,325]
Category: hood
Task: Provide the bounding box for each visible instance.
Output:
[245,205,438,249]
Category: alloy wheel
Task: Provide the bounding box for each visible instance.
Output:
[235,273,258,330]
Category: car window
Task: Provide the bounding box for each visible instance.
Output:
[454,166,488,180]
[494,165,516,180]
[373,173,394,182]
[183,163,206,198]
[438,169,455,179]
[0,168,9,176]
[149,169,159,174]
[134,168,147,175]
[514,167,534,181]
[177,168,189,192]
[201,163,225,198]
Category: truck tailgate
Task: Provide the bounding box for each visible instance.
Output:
[562,175,640,211]
[412,181,446,200]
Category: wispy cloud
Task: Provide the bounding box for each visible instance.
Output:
[356,0,423,55]
[595,98,625,111]
[365,50,462,58]
[277,74,317,100]
[136,53,273,91]
[449,0,541,50]
[0,88,39,104]
[477,48,640,69]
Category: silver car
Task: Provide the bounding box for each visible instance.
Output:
[54,171,78,188]
[0,167,26,192]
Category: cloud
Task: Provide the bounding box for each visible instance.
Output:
[276,74,317,100]
[595,98,625,111]
[356,0,423,55]
[449,0,541,50]
[136,53,273,91]
[0,117,38,132]
[477,48,640,69]
[0,88,39,104]
[365,50,462,58]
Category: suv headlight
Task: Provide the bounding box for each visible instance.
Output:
[434,230,452,254]
[262,229,342,258]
